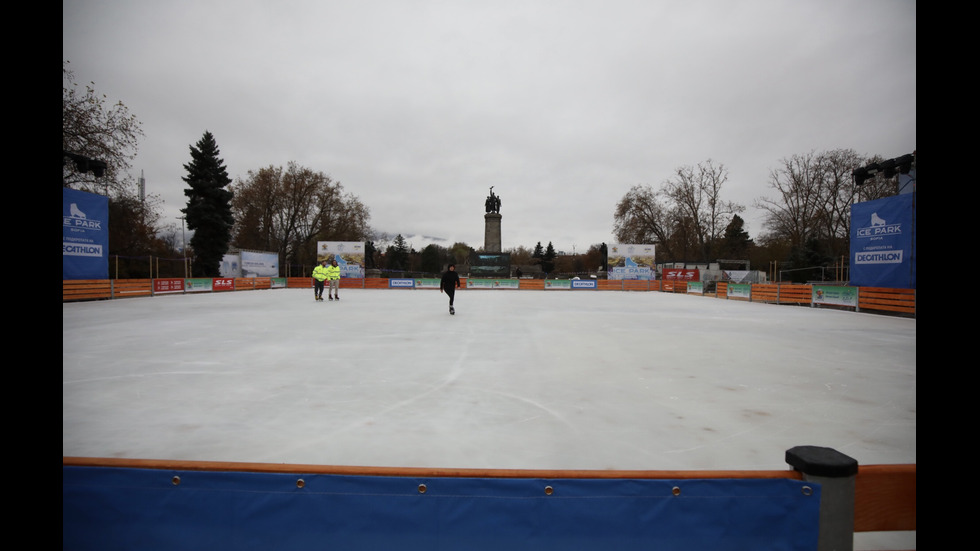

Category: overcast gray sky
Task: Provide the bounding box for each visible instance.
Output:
[63,0,916,254]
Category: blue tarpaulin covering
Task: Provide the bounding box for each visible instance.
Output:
[64,466,820,550]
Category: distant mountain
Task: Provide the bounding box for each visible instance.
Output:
[373,233,454,251]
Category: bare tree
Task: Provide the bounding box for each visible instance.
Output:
[613,185,674,252]
[62,61,143,194]
[231,162,370,266]
[505,245,534,266]
[613,160,743,262]
[755,148,895,262]
[663,159,744,261]
[755,152,823,251]
[812,149,863,260]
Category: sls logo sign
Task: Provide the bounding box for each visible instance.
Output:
[856,212,900,238]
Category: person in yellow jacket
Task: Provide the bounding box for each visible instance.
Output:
[312,259,329,301]
[325,258,341,301]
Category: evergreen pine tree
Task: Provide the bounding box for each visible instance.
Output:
[719,214,753,259]
[542,242,557,274]
[385,234,410,270]
[182,131,234,277]
[420,244,446,275]
[364,241,377,269]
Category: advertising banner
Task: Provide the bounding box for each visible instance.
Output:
[607,244,656,280]
[414,278,442,289]
[664,268,699,281]
[812,285,858,308]
[570,279,597,289]
[213,278,235,291]
[850,193,916,289]
[220,253,241,278]
[185,278,214,292]
[469,252,511,278]
[467,278,519,289]
[153,279,185,294]
[63,188,108,280]
[727,284,751,299]
[241,250,279,277]
[317,241,365,278]
[724,270,755,284]
[389,278,416,288]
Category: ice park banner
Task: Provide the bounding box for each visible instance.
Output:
[607,244,656,280]
[317,241,365,278]
[850,192,916,289]
[63,188,108,280]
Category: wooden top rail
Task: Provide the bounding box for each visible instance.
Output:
[287,277,313,288]
[236,277,272,290]
[662,281,687,293]
[859,287,916,315]
[854,464,916,532]
[63,279,112,301]
[622,280,651,291]
[233,277,257,290]
[339,277,365,289]
[751,284,781,302]
[363,277,389,289]
[63,456,801,480]
[111,279,152,298]
[519,279,545,290]
[774,284,812,304]
[596,280,623,290]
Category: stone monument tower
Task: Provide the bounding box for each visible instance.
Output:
[484,186,502,252]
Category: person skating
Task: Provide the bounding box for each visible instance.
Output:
[312,259,329,301]
[326,258,341,300]
[440,263,461,314]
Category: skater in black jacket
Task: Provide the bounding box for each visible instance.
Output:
[440,263,461,314]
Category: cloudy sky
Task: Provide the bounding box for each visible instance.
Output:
[63,0,915,254]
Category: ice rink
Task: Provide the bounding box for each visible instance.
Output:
[63,286,916,547]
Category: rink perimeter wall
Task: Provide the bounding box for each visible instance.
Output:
[63,277,916,316]
[62,457,915,551]
[64,279,915,547]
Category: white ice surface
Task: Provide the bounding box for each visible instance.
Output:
[64,288,916,547]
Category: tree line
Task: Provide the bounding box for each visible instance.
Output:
[64,61,910,281]
[613,153,907,281]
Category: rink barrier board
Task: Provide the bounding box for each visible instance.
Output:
[64,278,915,316]
[856,287,916,315]
[749,283,812,305]
[232,277,272,290]
[62,279,112,301]
[62,457,914,549]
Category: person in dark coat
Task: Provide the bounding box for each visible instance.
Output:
[440,263,461,315]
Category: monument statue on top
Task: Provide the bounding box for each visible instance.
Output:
[485,186,501,214]
[483,186,502,253]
